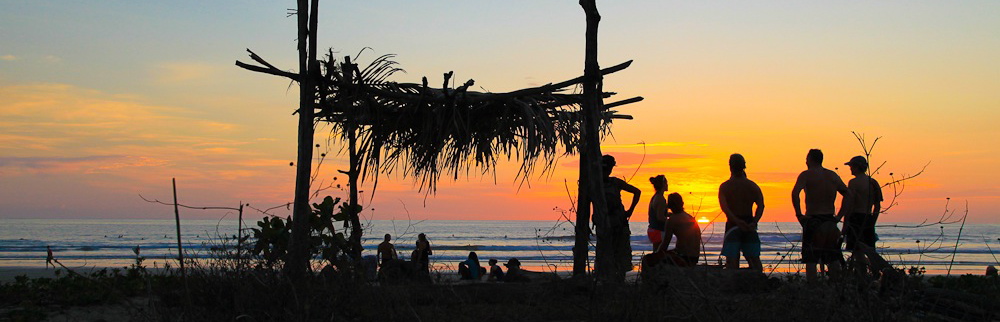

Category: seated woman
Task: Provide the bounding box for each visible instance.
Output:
[663,193,702,266]
[457,251,486,280]
[487,258,505,281]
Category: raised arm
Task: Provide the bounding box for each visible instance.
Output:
[833,173,852,221]
[752,183,765,226]
[872,178,883,221]
[791,172,806,218]
[622,180,642,218]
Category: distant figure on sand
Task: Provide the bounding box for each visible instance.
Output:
[458,252,486,280]
[377,234,398,268]
[647,175,669,252]
[792,149,852,282]
[596,155,642,278]
[488,258,505,281]
[843,156,883,251]
[664,193,702,266]
[719,154,765,271]
[46,246,54,268]
[413,233,433,273]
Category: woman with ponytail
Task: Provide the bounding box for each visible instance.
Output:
[647,175,668,252]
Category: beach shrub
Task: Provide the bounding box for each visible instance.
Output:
[250,195,351,268]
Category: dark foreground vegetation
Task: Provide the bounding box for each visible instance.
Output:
[1,260,997,322]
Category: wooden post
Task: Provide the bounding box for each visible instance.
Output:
[172,178,187,280]
[285,0,318,279]
[579,0,614,280]
[573,152,591,276]
[237,201,244,254]
[343,56,364,261]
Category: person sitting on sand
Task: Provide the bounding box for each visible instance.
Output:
[502,258,531,283]
[792,149,853,282]
[377,234,398,268]
[648,175,669,252]
[663,193,702,266]
[488,258,505,281]
[458,251,486,280]
[719,154,765,271]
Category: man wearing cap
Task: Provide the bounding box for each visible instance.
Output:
[596,154,642,279]
[792,149,853,282]
[844,156,883,251]
[719,154,765,271]
[502,258,530,283]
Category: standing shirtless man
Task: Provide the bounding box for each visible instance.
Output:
[376,234,398,268]
[792,149,853,282]
[719,154,765,271]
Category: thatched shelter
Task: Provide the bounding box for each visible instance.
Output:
[236,0,638,279]
[314,53,636,192]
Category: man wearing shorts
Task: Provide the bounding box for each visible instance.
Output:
[844,156,883,250]
[792,149,852,282]
[719,154,765,271]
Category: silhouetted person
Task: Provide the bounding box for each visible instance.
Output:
[487,258,505,281]
[843,156,883,251]
[412,233,433,273]
[663,193,701,266]
[719,154,765,271]
[46,246,54,268]
[458,251,485,280]
[647,175,669,252]
[502,258,531,283]
[792,149,852,282]
[377,233,398,268]
[595,155,642,278]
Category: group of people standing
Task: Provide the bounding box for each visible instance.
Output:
[601,149,883,282]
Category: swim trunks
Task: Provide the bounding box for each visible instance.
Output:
[721,227,761,258]
[800,214,842,264]
[844,212,877,250]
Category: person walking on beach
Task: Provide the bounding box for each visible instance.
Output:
[843,156,883,251]
[664,193,702,266]
[792,149,853,282]
[413,233,433,273]
[719,154,765,271]
[377,234,398,268]
[596,155,642,278]
[647,175,669,252]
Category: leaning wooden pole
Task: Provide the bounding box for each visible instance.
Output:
[171,178,187,281]
[580,0,613,280]
[343,56,364,261]
[285,0,318,279]
[573,152,591,276]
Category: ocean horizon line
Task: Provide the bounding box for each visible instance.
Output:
[2,217,996,225]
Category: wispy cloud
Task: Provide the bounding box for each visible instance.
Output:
[561,152,704,168]
[42,55,61,63]
[602,141,709,149]
[151,62,223,84]
[1,55,17,61]
[0,155,166,174]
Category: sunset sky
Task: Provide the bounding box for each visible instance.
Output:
[2,1,998,223]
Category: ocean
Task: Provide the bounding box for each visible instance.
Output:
[1,218,997,275]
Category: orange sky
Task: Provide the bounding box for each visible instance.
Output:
[1,1,998,223]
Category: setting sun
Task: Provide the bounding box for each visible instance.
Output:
[697,217,711,224]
